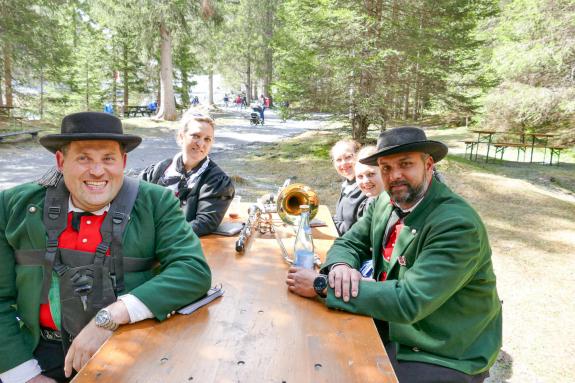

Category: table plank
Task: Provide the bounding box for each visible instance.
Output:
[72,205,397,383]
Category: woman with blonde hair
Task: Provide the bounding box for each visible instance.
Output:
[141,111,235,236]
[330,139,366,235]
[354,145,385,218]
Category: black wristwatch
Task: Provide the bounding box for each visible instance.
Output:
[95,308,119,331]
[313,274,328,298]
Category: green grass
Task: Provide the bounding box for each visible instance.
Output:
[250,132,339,162]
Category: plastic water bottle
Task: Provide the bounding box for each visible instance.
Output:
[293,205,315,269]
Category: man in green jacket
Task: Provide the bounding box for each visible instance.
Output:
[0,112,211,383]
[287,127,501,382]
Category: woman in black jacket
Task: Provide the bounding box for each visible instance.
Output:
[141,112,235,236]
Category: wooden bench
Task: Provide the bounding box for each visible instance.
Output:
[492,142,530,162]
[0,129,40,142]
[462,140,478,160]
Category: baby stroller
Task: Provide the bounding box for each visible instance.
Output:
[250,105,264,125]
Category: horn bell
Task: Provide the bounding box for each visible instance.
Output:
[276,183,319,225]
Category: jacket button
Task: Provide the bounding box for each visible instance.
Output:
[166,313,171,318]
[412,347,420,352]
[28,206,37,213]
[411,229,417,235]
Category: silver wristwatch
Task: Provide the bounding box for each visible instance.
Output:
[95,308,119,331]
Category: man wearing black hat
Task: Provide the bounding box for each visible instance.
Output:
[307,127,501,382]
[0,112,211,383]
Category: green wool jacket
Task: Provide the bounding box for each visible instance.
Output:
[324,178,502,375]
[0,180,212,374]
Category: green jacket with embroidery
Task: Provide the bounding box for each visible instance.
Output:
[324,178,502,375]
[0,180,212,373]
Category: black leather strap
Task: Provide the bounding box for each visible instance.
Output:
[15,249,155,272]
[41,180,69,303]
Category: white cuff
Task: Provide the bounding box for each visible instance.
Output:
[118,294,154,323]
[0,359,42,383]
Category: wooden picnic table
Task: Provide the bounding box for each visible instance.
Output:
[72,204,397,383]
[0,129,40,142]
[124,105,153,118]
[466,130,563,165]
[517,132,556,163]
[0,105,15,115]
[468,129,499,162]
[0,106,16,121]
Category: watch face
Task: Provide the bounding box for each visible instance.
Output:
[314,275,328,293]
[95,309,110,327]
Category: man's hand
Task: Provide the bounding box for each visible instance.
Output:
[64,300,130,377]
[27,375,57,383]
[328,264,363,302]
[64,319,113,377]
[286,267,318,298]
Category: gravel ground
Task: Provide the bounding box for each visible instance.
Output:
[0,108,320,190]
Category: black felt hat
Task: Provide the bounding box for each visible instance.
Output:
[359,127,448,166]
[40,112,142,153]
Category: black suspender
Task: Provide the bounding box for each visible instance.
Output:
[39,177,140,303]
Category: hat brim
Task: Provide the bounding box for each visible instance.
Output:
[39,133,142,153]
[359,140,448,166]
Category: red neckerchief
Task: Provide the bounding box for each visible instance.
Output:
[379,176,433,281]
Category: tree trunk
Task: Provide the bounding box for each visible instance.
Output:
[403,80,409,120]
[181,69,190,106]
[245,54,251,104]
[351,112,370,141]
[85,62,90,110]
[112,70,117,115]
[3,43,13,107]
[263,0,274,98]
[157,76,161,107]
[156,22,177,121]
[208,69,214,105]
[40,66,45,119]
[122,43,129,114]
[0,62,3,106]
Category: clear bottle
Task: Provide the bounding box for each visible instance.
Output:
[293,204,315,269]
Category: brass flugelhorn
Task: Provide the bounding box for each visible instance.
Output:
[276,180,319,225]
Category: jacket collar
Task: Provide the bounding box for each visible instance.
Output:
[375,178,443,277]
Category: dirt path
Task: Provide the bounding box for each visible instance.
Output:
[0,109,319,190]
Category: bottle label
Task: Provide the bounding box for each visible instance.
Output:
[294,249,315,269]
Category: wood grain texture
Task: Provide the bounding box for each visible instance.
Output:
[72,205,397,383]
